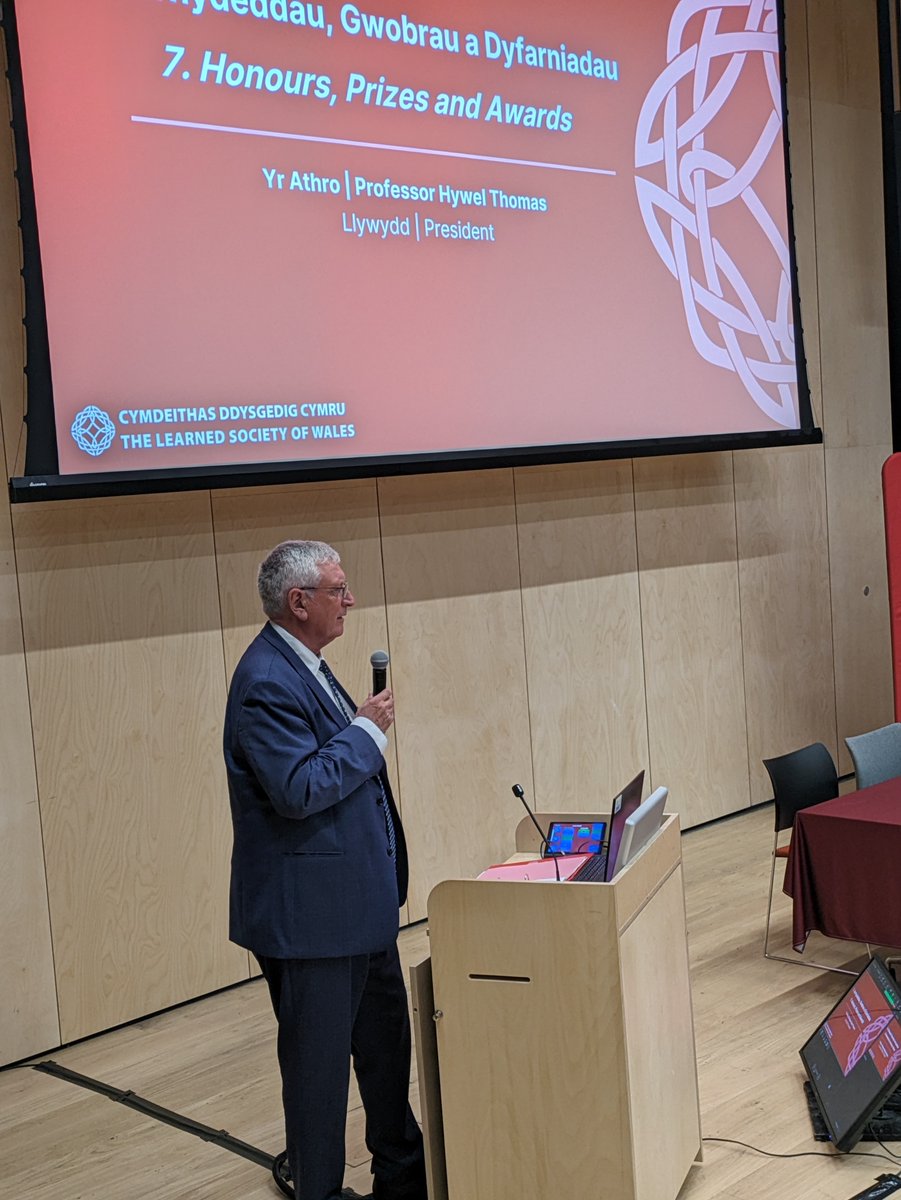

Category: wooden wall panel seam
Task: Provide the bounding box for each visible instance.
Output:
[801,1,841,761]
[511,467,538,813]
[375,474,402,826]
[627,459,657,791]
[819,445,846,758]
[208,486,254,988]
[729,451,755,813]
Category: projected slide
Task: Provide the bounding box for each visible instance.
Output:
[11,0,802,476]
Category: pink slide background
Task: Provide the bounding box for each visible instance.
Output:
[13,0,801,474]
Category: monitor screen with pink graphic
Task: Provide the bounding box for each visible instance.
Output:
[800,956,901,1152]
[4,0,817,500]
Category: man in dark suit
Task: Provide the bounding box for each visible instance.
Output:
[224,540,426,1200]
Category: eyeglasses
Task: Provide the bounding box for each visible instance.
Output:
[303,583,350,599]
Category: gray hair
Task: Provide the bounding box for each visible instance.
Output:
[257,540,340,618]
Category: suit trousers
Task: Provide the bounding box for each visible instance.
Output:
[257,944,426,1200]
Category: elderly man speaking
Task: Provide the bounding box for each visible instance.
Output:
[224,540,426,1200]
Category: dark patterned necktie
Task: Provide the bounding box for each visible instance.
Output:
[318,657,353,723]
[319,658,396,859]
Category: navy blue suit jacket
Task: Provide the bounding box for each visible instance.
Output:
[224,623,408,959]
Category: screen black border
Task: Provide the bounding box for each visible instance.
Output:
[3,0,820,504]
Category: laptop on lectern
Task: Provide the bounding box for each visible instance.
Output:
[477,770,645,883]
[563,770,646,883]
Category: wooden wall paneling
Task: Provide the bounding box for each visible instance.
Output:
[782,0,822,427]
[807,0,890,449]
[514,461,649,808]
[825,444,894,772]
[211,481,405,922]
[378,470,533,921]
[734,445,837,803]
[633,454,750,827]
[0,495,58,1064]
[807,0,882,110]
[14,493,247,1042]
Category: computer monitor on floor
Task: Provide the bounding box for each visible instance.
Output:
[800,955,901,1152]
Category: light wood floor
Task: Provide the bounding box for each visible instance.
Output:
[2,805,899,1199]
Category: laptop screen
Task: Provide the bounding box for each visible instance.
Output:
[545,820,607,857]
[604,771,645,882]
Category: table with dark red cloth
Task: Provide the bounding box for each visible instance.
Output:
[783,778,901,953]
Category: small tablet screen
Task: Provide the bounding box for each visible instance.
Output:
[545,821,607,857]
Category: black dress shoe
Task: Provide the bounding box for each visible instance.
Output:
[271,1151,294,1198]
[270,1154,374,1200]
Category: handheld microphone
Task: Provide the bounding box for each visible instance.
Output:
[511,784,558,877]
[370,650,389,694]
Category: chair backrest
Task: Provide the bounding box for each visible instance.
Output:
[845,722,901,790]
[763,742,838,834]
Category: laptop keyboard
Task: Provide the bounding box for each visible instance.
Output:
[570,851,608,883]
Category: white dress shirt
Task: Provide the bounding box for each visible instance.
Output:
[269,621,387,754]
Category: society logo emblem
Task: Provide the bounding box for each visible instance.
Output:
[71,405,116,456]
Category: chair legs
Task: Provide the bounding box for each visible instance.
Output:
[764,833,857,975]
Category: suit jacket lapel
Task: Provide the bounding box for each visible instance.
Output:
[259,624,344,728]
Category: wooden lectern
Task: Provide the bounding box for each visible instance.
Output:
[411,813,701,1200]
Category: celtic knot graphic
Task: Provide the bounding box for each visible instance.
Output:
[71,405,116,457]
[635,0,798,427]
[845,1014,895,1073]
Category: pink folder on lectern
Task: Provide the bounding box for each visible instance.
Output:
[477,854,592,882]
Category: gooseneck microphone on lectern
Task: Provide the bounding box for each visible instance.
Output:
[370,650,389,694]
[512,783,544,844]
[511,783,561,881]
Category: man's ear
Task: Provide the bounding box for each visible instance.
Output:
[287,586,307,620]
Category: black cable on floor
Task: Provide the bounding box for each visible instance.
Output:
[704,1135,901,1165]
[31,1060,276,1170]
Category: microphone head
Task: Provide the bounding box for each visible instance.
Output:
[370,650,389,669]
[512,784,524,799]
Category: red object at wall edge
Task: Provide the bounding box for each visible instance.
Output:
[882,453,901,720]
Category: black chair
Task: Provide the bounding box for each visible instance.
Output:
[762,742,856,973]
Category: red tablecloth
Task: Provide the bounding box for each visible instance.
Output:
[784,779,901,952]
